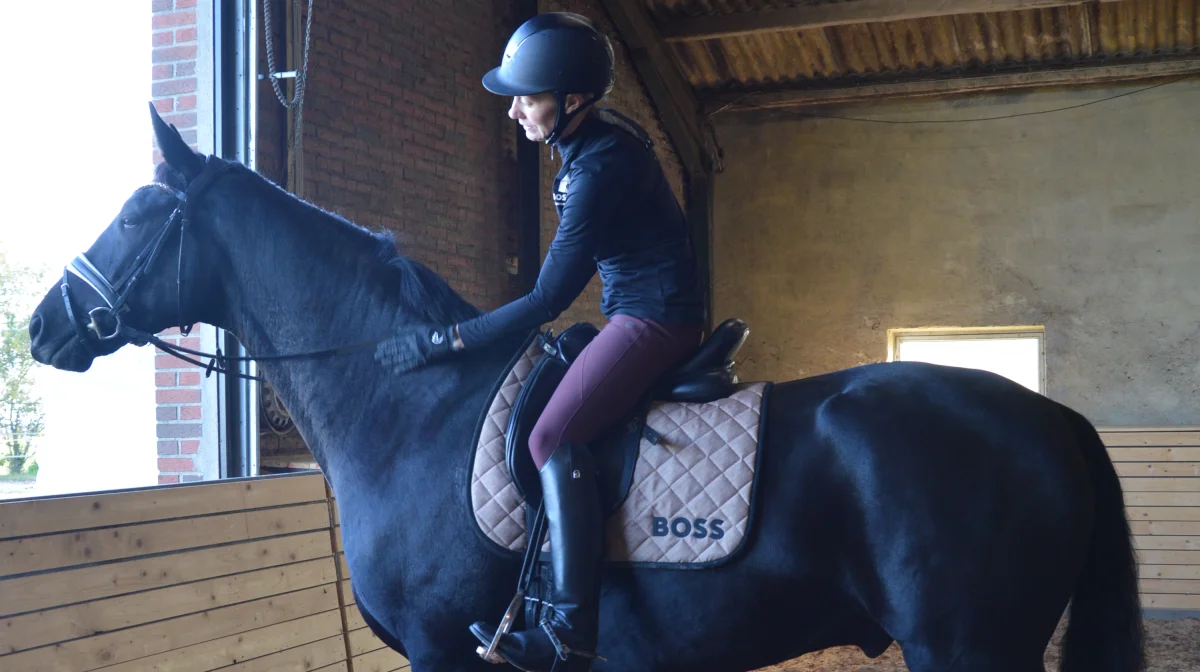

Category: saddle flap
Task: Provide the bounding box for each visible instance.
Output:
[593,412,642,515]
[505,325,640,516]
[505,354,565,507]
[505,323,601,505]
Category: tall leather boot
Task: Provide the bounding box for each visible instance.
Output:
[471,442,603,671]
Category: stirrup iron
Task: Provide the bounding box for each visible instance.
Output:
[476,502,549,664]
[476,591,525,664]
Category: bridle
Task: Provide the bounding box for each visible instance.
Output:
[63,157,227,348]
[60,155,384,382]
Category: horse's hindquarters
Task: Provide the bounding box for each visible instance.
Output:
[747,363,1094,668]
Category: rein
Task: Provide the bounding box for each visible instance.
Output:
[60,155,390,382]
[125,326,387,383]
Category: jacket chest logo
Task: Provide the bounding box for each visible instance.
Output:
[553,174,570,204]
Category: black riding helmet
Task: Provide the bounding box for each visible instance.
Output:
[483,12,616,145]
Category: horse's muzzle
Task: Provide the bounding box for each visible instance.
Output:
[28,312,96,372]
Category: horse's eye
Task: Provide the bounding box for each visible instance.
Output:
[121,216,136,228]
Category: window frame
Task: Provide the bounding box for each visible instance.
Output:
[886,325,1047,395]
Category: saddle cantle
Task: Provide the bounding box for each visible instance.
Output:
[469,318,770,568]
[655,317,751,402]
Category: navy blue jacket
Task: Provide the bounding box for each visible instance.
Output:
[457,108,705,347]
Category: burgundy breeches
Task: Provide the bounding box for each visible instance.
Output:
[528,314,703,470]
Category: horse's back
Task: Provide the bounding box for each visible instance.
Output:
[764,360,1081,471]
[759,360,1089,564]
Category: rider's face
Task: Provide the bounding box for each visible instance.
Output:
[508,94,585,142]
[509,94,557,142]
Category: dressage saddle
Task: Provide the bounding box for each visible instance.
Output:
[505,318,750,514]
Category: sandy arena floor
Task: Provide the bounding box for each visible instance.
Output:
[758,618,1200,671]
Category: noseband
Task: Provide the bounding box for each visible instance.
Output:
[59,156,386,381]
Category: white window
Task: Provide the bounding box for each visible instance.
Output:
[0,4,159,500]
[887,327,1046,394]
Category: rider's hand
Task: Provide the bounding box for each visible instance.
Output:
[374,323,460,374]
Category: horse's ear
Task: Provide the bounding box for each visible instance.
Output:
[149,101,205,183]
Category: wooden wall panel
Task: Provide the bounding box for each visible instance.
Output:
[1102,426,1200,611]
[0,473,408,671]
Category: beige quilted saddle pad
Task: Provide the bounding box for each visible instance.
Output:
[470,341,769,566]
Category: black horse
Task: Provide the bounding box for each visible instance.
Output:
[27,106,1144,672]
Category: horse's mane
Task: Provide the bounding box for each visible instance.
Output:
[154,160,482,326]
[371,231,482,324]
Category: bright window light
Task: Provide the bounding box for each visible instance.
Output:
[890,329,1045,394]
[0,2,156,499]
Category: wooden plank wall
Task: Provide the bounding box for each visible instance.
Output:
[1101,426,1200,611]
[0,473,409,672]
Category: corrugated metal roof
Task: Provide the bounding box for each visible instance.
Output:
[645,0,1200,92]
[650,0,825,20]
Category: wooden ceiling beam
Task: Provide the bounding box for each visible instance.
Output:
[601,0,717,331]
[703,57,1200,111]
[662,0,1125,43]
[601,0,709,177]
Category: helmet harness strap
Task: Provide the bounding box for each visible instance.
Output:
[546,90,600,147]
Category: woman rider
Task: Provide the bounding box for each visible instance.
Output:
[375,12,706,671]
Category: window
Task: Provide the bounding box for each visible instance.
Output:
[0,3,202,500]
[887,327,1046,394]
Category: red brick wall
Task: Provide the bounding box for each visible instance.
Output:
[252,0,529,463]
[256,3,684,322]
[275,0,524,310]
[152,0,205,484]
[151,0,199,150]
[538,0,688,331]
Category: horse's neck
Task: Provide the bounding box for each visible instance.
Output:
[210,194,396,351]
[204,185,513,495]
[206,191,418,475]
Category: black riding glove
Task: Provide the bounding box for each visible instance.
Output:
[374,323,460,374]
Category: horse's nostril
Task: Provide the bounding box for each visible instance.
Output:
[28,314,43,343]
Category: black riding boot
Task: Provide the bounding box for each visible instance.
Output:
[471,442,603,671]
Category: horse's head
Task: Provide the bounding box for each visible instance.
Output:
[29,104,228,372]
